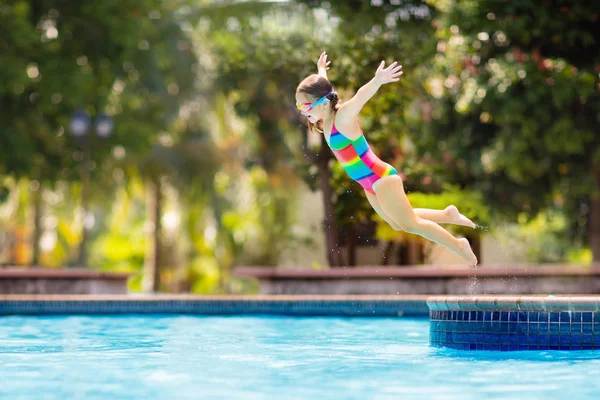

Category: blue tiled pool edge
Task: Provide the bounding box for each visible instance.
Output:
[0,295,429,317]
[428,295,600,351]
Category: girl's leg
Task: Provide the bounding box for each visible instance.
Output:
[372,175,478,265]
[364,190,402,230]
[366,191,474,229]
[414,206,476,228]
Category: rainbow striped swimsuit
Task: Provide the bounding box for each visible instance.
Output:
[326,123,398,194]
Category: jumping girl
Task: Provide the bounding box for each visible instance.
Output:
[295,51,478,265]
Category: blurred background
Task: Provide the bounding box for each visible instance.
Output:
[0,0,598,294]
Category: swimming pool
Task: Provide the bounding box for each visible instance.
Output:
[1,316,599,399]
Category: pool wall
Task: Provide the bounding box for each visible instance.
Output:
[234,264,600,295]
[428,296,600,351]
[0,268,129,294]
[0,295,429,317]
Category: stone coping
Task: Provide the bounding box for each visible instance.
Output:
[0,294,430,317]
[0,267,130,280]
[427,295,600,312]
[234,264,600,279]
[0,294,430,301]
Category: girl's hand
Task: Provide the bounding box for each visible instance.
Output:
[375,61,403,85]
[317,51,331,71]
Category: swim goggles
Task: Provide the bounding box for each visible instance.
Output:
[296,89,333,113]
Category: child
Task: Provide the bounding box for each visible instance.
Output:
[295,51,478,265]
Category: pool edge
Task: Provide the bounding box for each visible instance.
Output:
[0,294,430,317]
[427,295,600,351]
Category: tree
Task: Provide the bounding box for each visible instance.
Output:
[204,0,448,265]
[195,2,339,263]
[138,117,220,292]
[0,0,199,266]
[294,0,446,264]
[415,0,600,260]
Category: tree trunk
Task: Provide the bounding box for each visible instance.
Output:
[346,225,357,266]
[590,164,600,263]
[77,137,91,267]
[143,180,162,292]
[30,184,42,266]
[380,241,395,265]
[399,239,423,265]
[316,135,344,266]
[209,192,233,293]
[410,240,424,265]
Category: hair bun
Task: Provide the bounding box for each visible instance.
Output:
[328,91,339,110]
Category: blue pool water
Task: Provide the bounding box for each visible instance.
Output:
[1,316,599,399]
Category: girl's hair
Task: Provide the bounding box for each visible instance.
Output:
[296,74,340,134]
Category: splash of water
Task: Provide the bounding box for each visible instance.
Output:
[475,223,490,232]
[468,274,479,294]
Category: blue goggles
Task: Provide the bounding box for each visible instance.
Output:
[296,90,333,113]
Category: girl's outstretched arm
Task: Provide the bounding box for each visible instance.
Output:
[338,61,403,119]
[317,51,331,80]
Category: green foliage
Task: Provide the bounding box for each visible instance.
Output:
[195,3,320,272]
[0,0,198,184]
[189,255,221,294]
[415,0,599,218]
[2,0,599,280]
[89,185,147,289]
[330,163,372,229]
[1,0,202,273]
[292,1,440,235]
[199,2,324,175]
[490,210,588,264]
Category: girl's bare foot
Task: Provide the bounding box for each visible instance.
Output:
[445,205,476,228]
[457,238,478,265]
